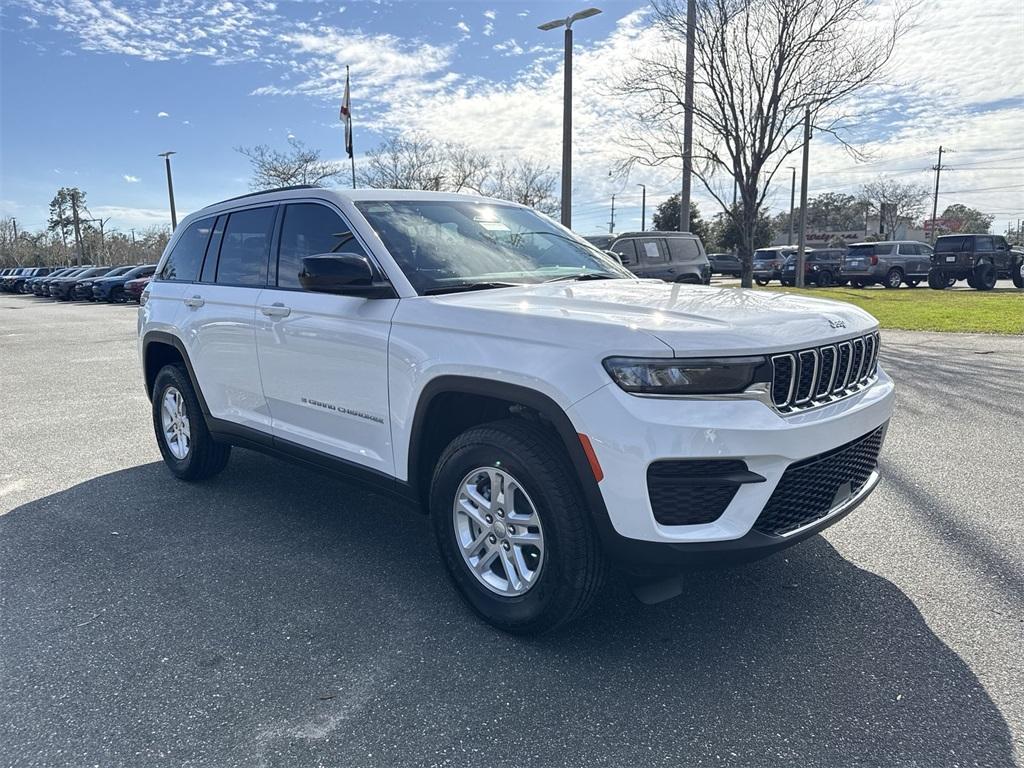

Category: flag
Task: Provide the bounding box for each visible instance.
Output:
[340,66,353,159]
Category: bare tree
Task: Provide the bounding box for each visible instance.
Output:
[236,138,345,190]
[359,135,559,214]
[860,179,930,237]
[618,0,912,286]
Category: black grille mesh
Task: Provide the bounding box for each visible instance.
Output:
[648,460,747,526]
[753,425,886,536]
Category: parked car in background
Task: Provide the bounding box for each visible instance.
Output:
[22,267,65,293]
[781,249,847,287]
[123,275,153,302]
[841,241,932,289]
[9,267,55,293]
[0,267,27,291]
[72,265,136,301]
[92,264,158,302]
[928,234,1023,290]
[50,266,112,301]
[752,246,797,285]
[707,252,742,277]
[584,231,711,284]
[37,267,92,296]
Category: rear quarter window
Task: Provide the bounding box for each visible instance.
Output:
[666,237,702,261]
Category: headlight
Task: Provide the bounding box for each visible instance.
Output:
[602,356,769,395]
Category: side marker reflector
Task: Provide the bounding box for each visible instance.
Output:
[578,433,604,483]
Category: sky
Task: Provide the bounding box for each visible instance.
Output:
[1,0,1022,239]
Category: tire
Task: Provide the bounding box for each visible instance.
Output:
[152,364,231,481]
[815,270,834,287]
[973,261,996,291]
[905,279,920,288]
[1013,263,1024,289]
[883,268,903,289]
[928,269,948,290]
[754,277,769,286]
[430,418,606,634]
[946,277,957,288]
[850,280,864,289]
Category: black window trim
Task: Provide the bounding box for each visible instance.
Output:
[156,214,218,284]
[265,198,394,295]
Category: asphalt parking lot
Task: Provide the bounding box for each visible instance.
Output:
[2,294,1022,768]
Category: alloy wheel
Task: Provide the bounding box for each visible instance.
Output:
[453,466,545,597]
[160,386,191,460]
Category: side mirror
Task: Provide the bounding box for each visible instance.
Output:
[298,253,395,298]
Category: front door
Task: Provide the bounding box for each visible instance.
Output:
[254,201,398,476]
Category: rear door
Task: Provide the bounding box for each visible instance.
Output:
[636,237,671,280]
[174,207,275,433]
[666,236,705,281]
[254,200,398,475]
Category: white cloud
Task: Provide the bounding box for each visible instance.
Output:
[455,21,469,33]
[123,174,140,183]
[493,38,524,56]
[20,15,38,28]
[482,22,494,37]
[483,9,496,20]
[156,111,169,118]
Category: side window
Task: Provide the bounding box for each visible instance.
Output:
[611,239,638,265]
[666,237,700,262]
[159,217,215,282]
[277,203,367,289]
[199,216,226,283]
[899,243,919,256]
[639,238,666,264]
[976,236,993,252]
[215,207,276,287]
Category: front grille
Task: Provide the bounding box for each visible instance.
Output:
[753,425,886,536]
[647,459,749,526]
[771,332,880,412]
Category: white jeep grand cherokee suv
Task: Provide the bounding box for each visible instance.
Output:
[139,186,894,633]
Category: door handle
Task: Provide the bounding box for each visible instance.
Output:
[260,302,291,318]
[183,295,204,308]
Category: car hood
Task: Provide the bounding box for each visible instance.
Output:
[417,280,877,356]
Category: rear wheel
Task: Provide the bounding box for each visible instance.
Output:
[906,279,920,288]
[815,270,834,287]
[850,280,864,289]
[973,262,997,291]
[928,269,948,290]
[1012,263,1024,289]
[884,268,903,289]
[430,419,606,634]
[152,364,231,481]
[754,277,770,286]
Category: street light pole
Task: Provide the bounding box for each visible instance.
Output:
[796,108,812,289]
[679,0,695,233]
[539,7,602,230]
[158,151,178,231]
[637,184,646,231]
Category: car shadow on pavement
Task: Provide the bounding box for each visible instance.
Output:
[1,452,1014,768]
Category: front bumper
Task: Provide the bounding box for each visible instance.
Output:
[568,367,895,564]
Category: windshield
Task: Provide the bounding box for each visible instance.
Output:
[754,249,790,261]
[354,200,631,294]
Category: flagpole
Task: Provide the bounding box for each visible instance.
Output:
[347,65,356,189]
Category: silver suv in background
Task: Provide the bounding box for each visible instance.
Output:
[584,232,711,284]
[842,241,933,289]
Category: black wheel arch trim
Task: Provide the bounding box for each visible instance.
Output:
[142,331,212,415]
[406,375,619,549]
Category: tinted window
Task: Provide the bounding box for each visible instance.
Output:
[976,236,994,251]
[611,239,638,265]
[638,238,666,263]
[200,216,226,283]
[216,207,276,287]
[935,237,969,253]
[161,217,215,281]
[666,237,701,261]
[900,243,920,256]
[278,203,366,289]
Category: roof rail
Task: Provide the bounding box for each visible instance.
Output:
[215,184,322,206]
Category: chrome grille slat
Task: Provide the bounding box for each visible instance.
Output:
[770,333,880,414]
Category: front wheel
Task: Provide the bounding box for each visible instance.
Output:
[973,262,996,291]
[928,269,948,290]
[754,277,770,286]
[1012,264,1024,289]
[815,270,834,287]
[152,364,231,481]
[430,419,606,634]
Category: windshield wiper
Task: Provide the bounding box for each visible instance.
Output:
[422,281,523,296]
[543,273,617,283]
